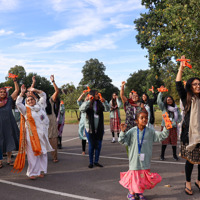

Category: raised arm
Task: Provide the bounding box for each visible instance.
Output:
[30,76,36,88]
[11,78,19,100]
[176,55,185,82]
[50,75,59,102]
[120,81,127,104]
[157,92,165,111]
[16,84,26,116]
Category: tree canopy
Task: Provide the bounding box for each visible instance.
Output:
[0,65,54,96]
[79,58,119,100]
[134,0,200,78]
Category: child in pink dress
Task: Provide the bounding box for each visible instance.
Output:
[119,110,169,200]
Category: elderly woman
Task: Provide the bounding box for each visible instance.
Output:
[0,78,19,168]
[15,85,53,179]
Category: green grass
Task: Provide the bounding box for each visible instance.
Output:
[65,109,163,126]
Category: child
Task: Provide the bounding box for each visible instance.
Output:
[118,109,169,200]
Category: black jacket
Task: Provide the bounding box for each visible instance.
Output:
[141,93,157,124]
[176,81,190,144]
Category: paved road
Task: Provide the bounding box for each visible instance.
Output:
[0,124,200,200]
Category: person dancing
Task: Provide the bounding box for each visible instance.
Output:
[176,55,200,195]
[15,85,53,179]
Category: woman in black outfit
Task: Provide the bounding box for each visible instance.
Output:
[141,88,157,130]
[176,55,200,195]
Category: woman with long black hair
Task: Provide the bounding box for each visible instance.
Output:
[80,90,109,168]
[141,88,157,130]
[157,90,182,161]
[176,55,200,195]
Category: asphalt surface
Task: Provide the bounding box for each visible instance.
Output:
[0,124,200,200]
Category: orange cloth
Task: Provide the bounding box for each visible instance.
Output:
[13,107,42,173]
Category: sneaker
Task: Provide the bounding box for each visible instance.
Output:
[173,155,179,161]
[88,164,93,168]
[111,138,115,143]
[127,193,135,200]
[94,162,103,167]
[160,156,165,161]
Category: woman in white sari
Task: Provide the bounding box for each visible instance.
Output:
[15,85,53,179]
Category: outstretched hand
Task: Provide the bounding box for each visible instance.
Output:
[120,123,127,132]
[32,76,36,83]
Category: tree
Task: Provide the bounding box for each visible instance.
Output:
[124,68,163,97]
[79,58,119,101]
[134,0,200,77]
[0,66,54,96]
[23,73,54,97]
[159,61,179,102]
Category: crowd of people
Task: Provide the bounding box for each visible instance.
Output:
[0,55,199,199]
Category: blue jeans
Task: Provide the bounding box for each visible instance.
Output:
[85,129,102,165]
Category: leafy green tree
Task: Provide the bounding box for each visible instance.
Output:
[1,66,54,96]
[134,0,200,77]
[124,69,163,97]
[24,73,54,97]
[79,58,119,101]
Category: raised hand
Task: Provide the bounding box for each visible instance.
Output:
[50,75,54,82]
[120,123,127,132]
[121,81,126,87]
[21,84,26,94]
[32,76,36,83]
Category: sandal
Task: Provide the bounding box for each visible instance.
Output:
[185,183,193,195]
[53,159,59,163]
[137,193,146,200]
[195,182,200,191]
[127,193,135,200]
[29,176,36,180]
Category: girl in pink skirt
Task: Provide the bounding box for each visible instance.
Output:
[119,110,169,200]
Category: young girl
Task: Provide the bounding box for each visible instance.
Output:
[119,110,169,200]
[157,91,182,161]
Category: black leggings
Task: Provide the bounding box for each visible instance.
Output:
[185,160,200,182]
[82,139,86,152]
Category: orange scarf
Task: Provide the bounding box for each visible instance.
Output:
[13,106,42,173]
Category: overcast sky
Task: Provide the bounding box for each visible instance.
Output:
[0,0,149,88]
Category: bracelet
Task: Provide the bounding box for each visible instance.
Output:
[52,80,55,83]
[13,79,17,82]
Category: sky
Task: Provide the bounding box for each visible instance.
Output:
[0,0,149,89]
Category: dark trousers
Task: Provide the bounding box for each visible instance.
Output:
[185,160,200,182]
[85,129,102,165]
[82,139,86,152]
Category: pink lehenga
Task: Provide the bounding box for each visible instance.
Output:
[119,169,162,194]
